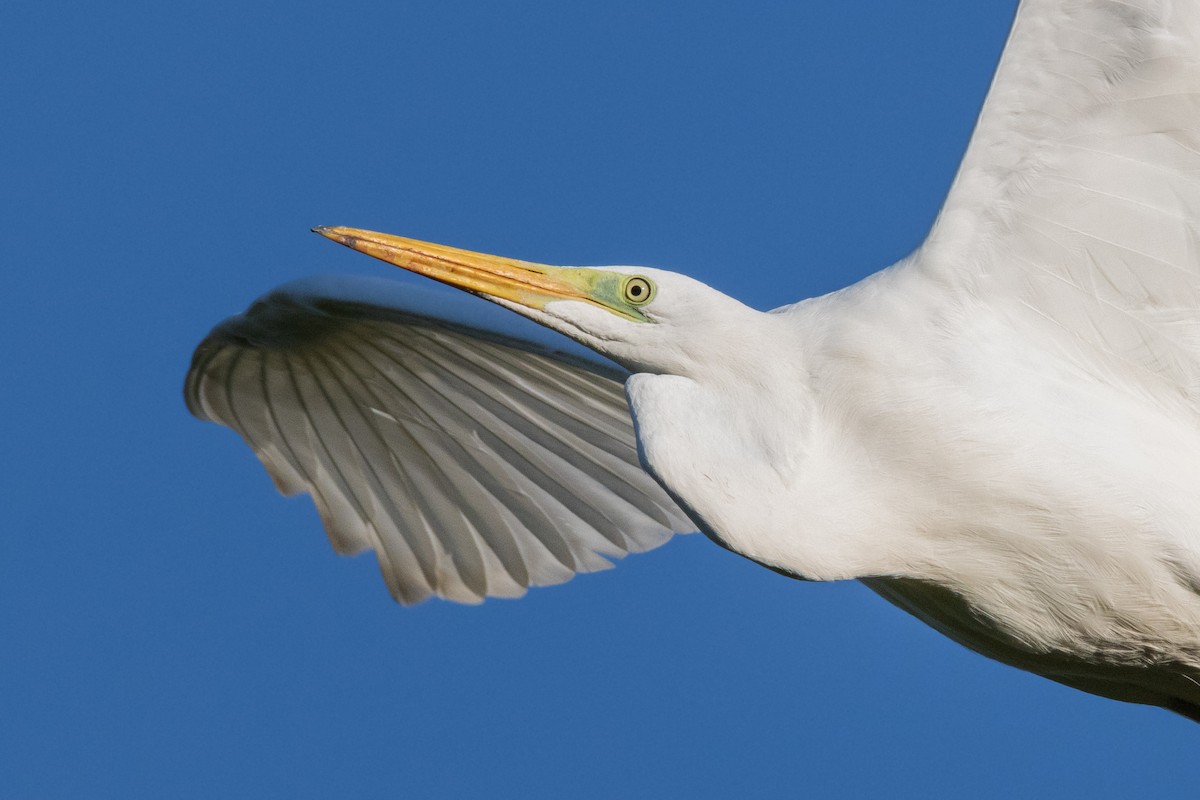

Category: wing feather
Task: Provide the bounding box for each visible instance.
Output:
[328,334,536,588]
[185,277,692,604]
[914,0,1200,414]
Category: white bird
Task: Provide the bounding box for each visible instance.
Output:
[188,0,1200,720]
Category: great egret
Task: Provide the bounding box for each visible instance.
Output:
[187,0,1200,720]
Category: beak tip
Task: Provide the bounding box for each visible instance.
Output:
[312,225,346,244]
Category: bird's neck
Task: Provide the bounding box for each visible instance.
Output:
[625,340,916,581]
[624,269,972,582]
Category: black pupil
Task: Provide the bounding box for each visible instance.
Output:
[630,283,643,297]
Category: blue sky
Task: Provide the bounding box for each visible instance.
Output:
[4,1,1197,797]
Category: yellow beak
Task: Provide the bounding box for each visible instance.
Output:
[314,226,656,322]
[313,226,591,311]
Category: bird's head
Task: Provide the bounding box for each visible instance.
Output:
[314,227,765,380]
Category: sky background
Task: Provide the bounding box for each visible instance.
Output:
[4,1,1198,797]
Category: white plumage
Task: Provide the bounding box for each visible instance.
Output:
[188,0,1200,719]
[187,279,690,605]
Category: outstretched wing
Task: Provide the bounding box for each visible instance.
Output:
[186,276,691,605]
[914,0,1200,416]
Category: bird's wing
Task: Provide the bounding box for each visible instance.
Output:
[912,0,1200,415]
[185,276,692,605]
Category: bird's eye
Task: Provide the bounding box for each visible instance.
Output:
[622,276,654,305]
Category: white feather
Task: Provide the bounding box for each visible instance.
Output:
[186,277,691,605]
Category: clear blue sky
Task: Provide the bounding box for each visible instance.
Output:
[4,1,1196,797]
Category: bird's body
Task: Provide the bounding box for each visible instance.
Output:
[189,0,1200,719]
[619,263,1200,714]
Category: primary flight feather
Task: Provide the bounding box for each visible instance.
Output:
[187,0,1200,720]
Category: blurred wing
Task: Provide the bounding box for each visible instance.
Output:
[185,276,692,605]
[915,0,1200,415]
